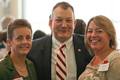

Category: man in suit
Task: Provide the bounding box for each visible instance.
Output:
[28,1,92,80]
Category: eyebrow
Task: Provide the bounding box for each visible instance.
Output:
[88,26,102,29]
[54,16,73,19]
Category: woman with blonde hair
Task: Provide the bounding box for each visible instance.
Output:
[78,15,120,80]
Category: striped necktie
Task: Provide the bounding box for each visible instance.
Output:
[56,44,67,80]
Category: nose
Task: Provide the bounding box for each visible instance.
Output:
[61,20,67,27]
[91,31,97,37]
[22,38,28,43]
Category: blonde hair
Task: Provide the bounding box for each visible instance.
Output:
[85,15,116,50]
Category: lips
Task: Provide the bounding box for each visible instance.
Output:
[89,38,100,45]
[91,40,98,43]
[20,44,31,49]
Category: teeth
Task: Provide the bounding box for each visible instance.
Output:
[20,46,29,48]
[92,40,97,42]
[91,40,98,43]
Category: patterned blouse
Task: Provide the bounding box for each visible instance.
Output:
[78,50,120,80]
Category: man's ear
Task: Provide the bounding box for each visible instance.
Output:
[49,19,52,30]
[74,20,77,29]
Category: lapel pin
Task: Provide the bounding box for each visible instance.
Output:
[78,49,81,52]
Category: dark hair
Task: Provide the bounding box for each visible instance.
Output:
[7,19,32,40]
[0,31,7,42]
[51,1,74,19]
[33,30,46,40]
[74,19,86,35]
[0,32,4,42]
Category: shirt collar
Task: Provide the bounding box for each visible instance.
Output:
[52,35,73,49]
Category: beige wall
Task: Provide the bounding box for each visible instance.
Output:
[0,0,22,18]
[0,0,22,31]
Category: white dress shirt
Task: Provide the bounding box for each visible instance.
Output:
[51,35,77,80]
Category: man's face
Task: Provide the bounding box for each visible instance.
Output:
[49,7,75,43]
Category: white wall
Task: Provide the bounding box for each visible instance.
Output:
[23,0,120,49]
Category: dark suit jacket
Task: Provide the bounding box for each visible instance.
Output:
[28,34,92,80]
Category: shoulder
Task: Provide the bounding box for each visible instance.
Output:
[109,50,120,64]
[30,35,52,52]
[32,35,51,46]
[0,60,6,74]
[107,50,120,79]
[107,58,120,80]
[0,55,11,68]
[28,36,52,61]
[108,50,120,70]
[108,50,120,62]
[0,56,12,79]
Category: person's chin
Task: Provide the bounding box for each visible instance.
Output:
[91,46,101,51]
[21,50,29,55]
[90,45,97,49]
